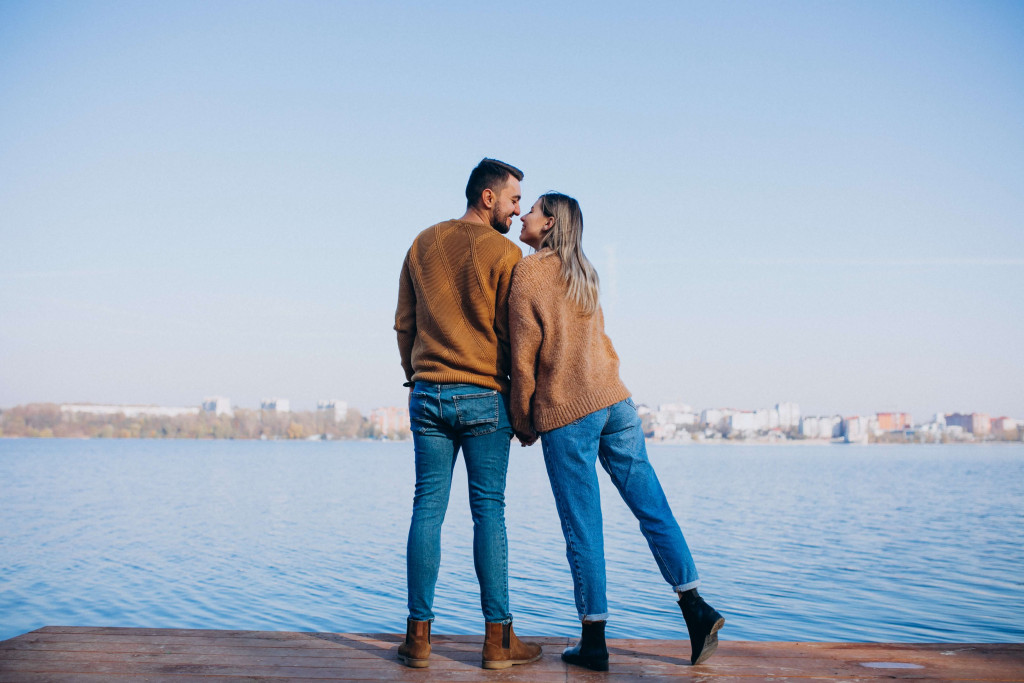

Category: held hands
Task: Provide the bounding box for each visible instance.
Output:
[515,429,538,447]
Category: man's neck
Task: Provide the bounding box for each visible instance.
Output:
[457,206,491,226]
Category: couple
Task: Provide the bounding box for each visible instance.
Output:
[393,158,724,671]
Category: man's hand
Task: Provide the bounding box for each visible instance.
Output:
[514,429,538,447]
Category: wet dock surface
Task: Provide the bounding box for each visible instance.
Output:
[1,626,1021,681]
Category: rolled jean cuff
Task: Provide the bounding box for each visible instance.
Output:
[581,612,609,622]
[674,580,700,593]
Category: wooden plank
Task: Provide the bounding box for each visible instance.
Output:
[0,637,510,659]
[0,659,571,681]
[7,631,395,651]
[0,676,328,683]
[0,645,571,672]
[1,627,1021,682]
[4,628,569,655]
[0,676,412,683]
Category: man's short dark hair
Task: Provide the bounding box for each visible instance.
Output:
[465,158,524,208]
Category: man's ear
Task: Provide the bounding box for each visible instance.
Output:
[480,188,496,209]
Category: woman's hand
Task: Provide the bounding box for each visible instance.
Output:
[515,429,538,447]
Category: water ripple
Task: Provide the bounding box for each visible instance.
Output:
[1,439,1022,643]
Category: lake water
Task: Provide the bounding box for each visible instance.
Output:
[1,439,1022,644]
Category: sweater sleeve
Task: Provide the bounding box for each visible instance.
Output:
[493,245,522,368]
[394,251,417,383]
[509,262,542,436]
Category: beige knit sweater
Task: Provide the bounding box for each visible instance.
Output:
[509,251,630,435]
[395,219,522,393]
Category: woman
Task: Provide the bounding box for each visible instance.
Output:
[508,192,724,670]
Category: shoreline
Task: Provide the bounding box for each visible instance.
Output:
[648,438,1024,446]
[2,434,1022,446]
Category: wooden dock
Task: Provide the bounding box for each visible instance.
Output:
[1,627,1021,681]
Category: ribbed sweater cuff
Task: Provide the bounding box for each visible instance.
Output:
[534,384,631,433]
[511,413,533,436]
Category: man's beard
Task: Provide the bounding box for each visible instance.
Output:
[490,207,511,234]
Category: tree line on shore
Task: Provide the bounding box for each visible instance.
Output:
[0,404,411,441]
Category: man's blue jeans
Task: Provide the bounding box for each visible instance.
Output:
[406,382,514,624]
[541,397,700,621]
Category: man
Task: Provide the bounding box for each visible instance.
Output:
[393,158,542,670]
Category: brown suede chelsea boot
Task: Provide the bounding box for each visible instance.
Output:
[481,620,542,670]
[397,618,431,668]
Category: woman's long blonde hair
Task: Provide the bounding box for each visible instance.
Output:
[537,192,600,316]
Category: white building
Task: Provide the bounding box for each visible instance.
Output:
[651,422,679,440]
[728,411,757,435]
[701,408,734,431]
[918,420,944,441]
[776,402,801,430]
[753,408,776,431]
[842,416,875,444]
[261,398,290,413]
[317,400,348,422]
[799,415,841,439]
[991,417,1018,435]
[944,425,968,440]
[799,416,822,439]
[202,396,232,417]
[652,404,697,428]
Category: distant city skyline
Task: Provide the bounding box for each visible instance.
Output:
[2,2,1022,419]
[8,395,1020,426]
[4,397,1015,445]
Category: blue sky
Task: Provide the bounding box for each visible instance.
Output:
[1,1,1022,419]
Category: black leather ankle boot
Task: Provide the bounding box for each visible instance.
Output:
[561,620,609,671]
[677,588,725,665]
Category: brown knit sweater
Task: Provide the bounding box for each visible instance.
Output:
[395,219,522,393]
[509,251,630,434]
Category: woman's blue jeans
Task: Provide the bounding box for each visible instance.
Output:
[406,382,514,624]
[541,397,700,621]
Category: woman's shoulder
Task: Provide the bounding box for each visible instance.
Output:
[511,251,559,297]
[515,250,559,275]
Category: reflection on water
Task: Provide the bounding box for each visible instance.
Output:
[1,439,1022,643]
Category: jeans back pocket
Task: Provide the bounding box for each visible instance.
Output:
[409,391,441,435]
[452,390,499,434]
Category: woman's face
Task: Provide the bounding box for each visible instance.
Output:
[519,198,553,250]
